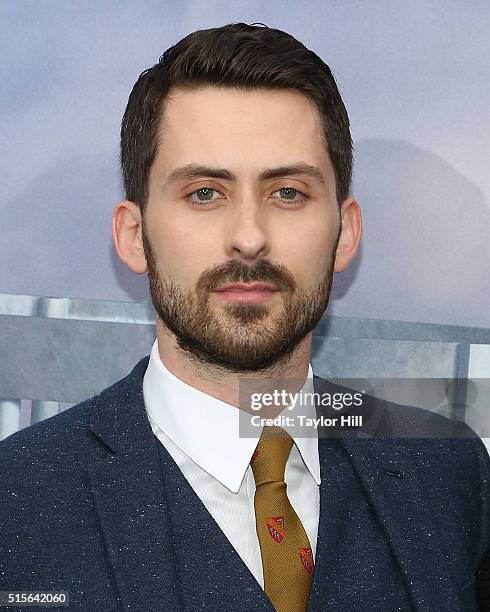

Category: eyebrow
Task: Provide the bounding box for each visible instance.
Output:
[163,162,328,189]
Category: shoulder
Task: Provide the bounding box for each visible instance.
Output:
[0,395,97,471]
[364,396,490,523]
[0,395,97,532]
[314,374,489,475]
[0,356,149,498]
[0,356,151,539]
[379,396,489,466]
[367,392,489,467]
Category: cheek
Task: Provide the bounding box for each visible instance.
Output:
[275,215,337,282]
[150,212,219,287]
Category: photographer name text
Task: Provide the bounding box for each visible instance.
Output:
[250,414,363,428]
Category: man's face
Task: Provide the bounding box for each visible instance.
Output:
[143,86,341,372]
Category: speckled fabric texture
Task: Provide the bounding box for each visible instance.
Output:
[0,356,489,611]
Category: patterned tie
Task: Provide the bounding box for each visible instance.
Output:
[250,425,314,611]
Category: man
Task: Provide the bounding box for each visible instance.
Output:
[1,22,489,612]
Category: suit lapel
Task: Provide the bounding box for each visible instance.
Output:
[309,374,462,611]
[86,357,272,611]
[86,357,184,610]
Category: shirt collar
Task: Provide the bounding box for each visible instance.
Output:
[143,339,321,492]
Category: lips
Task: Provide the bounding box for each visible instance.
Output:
[214,282,277,292]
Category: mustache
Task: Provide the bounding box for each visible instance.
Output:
[197,258,296,293]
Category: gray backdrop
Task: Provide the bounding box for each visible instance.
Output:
[1,0,489,327]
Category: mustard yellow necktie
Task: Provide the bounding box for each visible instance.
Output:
[250,425,314,612]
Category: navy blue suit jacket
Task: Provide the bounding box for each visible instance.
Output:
[1,356,489,611]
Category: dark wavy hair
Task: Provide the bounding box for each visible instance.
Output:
[120,22,353,213]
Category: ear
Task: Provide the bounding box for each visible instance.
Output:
[112,200,147,274]
[334,197,362,272]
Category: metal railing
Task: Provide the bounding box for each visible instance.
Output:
[2,292,490,442]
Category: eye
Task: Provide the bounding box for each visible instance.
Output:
[186,187,224,206]
[185,185,308,208]
[271,187,308,206]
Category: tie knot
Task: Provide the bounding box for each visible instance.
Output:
[250,426,294,486]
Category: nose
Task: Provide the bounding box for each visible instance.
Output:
[224,200,270,264]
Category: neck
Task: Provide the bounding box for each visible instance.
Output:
[155,319,312,409]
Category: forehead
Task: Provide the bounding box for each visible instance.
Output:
[152,86,333,180]
[161,85,323,132]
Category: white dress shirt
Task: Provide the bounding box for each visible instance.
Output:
[142,339,321,588]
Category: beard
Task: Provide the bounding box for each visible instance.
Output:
[142,224,338,374]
